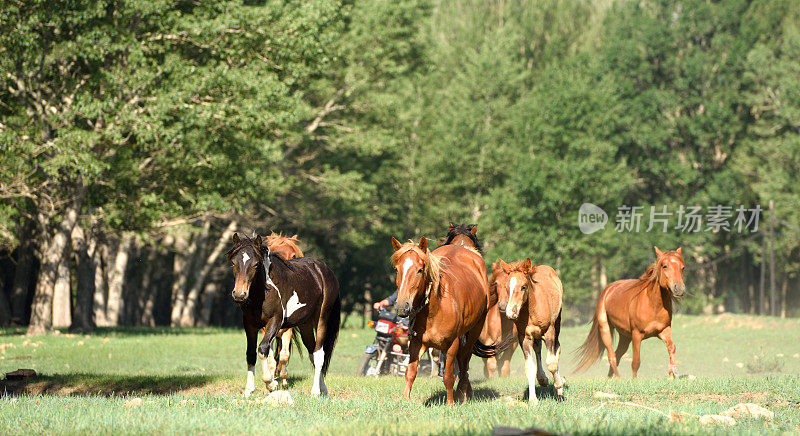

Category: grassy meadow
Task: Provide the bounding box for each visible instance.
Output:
[1,314,799,435]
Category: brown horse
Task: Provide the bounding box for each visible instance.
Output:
[391,236,501,404]
[227,233,340,397]
[496,258,564,404]
[483,261,518,378]
[575,246,685,379]
[264,232,304,388]
[439,223,515,378]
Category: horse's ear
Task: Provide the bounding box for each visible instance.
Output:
[654,246,663,258]
[499,259,510,273]
[448,222,456,232]
[254,234,263,249]
[292,234,299,240]
[232,233,240,245]
[676,247,682,255]
[523,257,533,272]
[391,237,402,251]
[470,224,478,236]
[492,259,501,271]
[418,236,428,252]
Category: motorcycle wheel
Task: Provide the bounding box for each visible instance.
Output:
[356,351,380,376]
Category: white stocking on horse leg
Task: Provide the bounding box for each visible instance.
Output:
[311,348,327,397]
[260,347,279,391]
[522,339,539,405]
[244,364,256,397]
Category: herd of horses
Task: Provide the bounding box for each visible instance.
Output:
[225,222,687,404]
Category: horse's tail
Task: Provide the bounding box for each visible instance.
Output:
[472,331,516,358]
[291,327,303,356]
[321,289,341,376]
[573,308,607,373]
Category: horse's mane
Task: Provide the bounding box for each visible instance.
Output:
[391,241,443,297]
[441,223,482,254]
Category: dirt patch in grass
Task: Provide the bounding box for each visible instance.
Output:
[681,314,800,331]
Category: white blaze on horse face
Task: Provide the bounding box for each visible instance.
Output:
[398,257,414,293]
[506,276,519,318]
[241,252,250,264]
[311,348,327,397]
[285,291,307,318]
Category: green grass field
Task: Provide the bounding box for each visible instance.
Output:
[1,314,799,435]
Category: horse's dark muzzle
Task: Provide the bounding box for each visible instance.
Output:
[396,301,411,317]
[232,292,248,303]
[498,302,507,312]
[672,283,686,297]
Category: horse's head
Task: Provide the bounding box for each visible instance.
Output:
[496,258,535,320]
[442,222,482,253]
[391,236,439,317]
[267,232,303,260]
[227,233,269,303]
[654,246,686,297]
[492,259,511,311]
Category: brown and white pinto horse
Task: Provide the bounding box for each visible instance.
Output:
[575,247,686,379]
[439,223,516,378]
[496,258,564,404]
[264,232,303,388]
[391,236,500,404]
[227,233,340,397]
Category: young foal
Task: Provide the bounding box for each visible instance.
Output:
[391,237,496,404]
[483,261,518,378]
[576,247,685,379]
[496,258,564,404]
[264,232,304,388]
[227,233,340,397]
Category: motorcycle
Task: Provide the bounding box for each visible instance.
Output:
[357,307,442,377]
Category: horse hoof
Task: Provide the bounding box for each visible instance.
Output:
[243,388,255,397]
[281,379,288,387]
[266,380,279,391]
[537,377,549,387]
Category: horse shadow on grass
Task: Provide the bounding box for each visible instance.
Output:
[423,387,502,406]
[521,383,569,402]
[0,373,218,397]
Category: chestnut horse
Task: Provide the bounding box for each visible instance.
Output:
[264,233,304,388]
[391,236,503,404]
[496,258,564,404]
[575,247,685,379]
[227,233,340,397]
[484,261,518,377]
[439,222,516,378]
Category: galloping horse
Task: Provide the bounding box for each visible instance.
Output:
[439,222,516,378]
[264,233,303,388]
[496,258,564,404]
[484,261,518,377]
[575,247,685,379]
[391,236,504,404]
[227,233,340,397]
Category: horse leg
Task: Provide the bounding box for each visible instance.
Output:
[484,357,497,379]
[296,322,326,396]
[521,335,539,405]
[631,331,643,378]
[243,326,258,396]
[456,326,481,403]
[599,316,619,377]
[442,340,459,405]
[658,326,677,380]
[277,328,292,387]
[533,338,549,387]
[258,319,280,392]
[543,326,564,398]
[499,350,513,377]
[608,334,631,378]
[402,338,422,401]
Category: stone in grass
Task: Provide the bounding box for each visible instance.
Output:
[123,397,143,407]
[258,390,294,407]
[699,415,736,426]
[720,403,774,420]
[5,369,36,380]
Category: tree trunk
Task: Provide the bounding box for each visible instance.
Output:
[72,225,95,331]
[179,221,237,326]
[0,280,11,326]
[780,278,788,319]
[170,220,211,327]
[198,281,220,327]
[10,224,35,323]
[105,232,132,326]
[28,196,82,335]
[169,236,189,327]
[51,257,72,328]
[92,238,110,327]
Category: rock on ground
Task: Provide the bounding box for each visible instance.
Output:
[258,390,294,407]
[699,414,736,426]
[720,403,774,420]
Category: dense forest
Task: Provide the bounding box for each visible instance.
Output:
[1,0,799,333]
